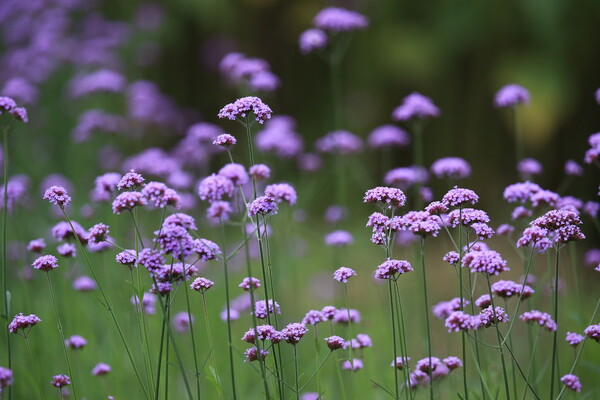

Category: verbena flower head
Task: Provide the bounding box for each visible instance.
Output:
[399,211,442,238]
[584,323,600,342]
[321,306,338,320]
[368,125,410,149]
[391,356,411,370]
[426,201,448,215]
[342,358,363,372]
[190,277,214,293]
[496,224,514,236]
[57,243,76,258]
[475,294,492,308]
[374,259,413,280]
[447,208,490,227]
[255,116,304,158]
[494,84,530,107]
[218,96,272,124]
[281,323,309,344]
[517,158,543,179]
[32,255,59,272]
[0,97,17,112]
[27,238,46,253]
[462,250,509,275]
[302,310,326,325]
[325,230,353,247]
[239,277,261,291]
[112,191,147,214]
[265,183,297,205]
[207,201,232,221]
[392,92,440,121]
[93,172,121,202]
[530,190,560,208]
[10,107,28,123]
[432,298,470,319]
[564,160,584,176]
[50,374,71,388]
[172,312,194,333]
[0,366,13,391]
[244,347,269,362]
[384,166,428,189]
[87,223,109,244]
[249,164,271,181]
[254,300,281,319]
[445,311,478,332]
[154,225,194,260]
[415,357,442,373]
[492,280,534,299]
[219,164,249,186]
[198,174,235,202]
[137,248,165,272]
[333,308,361,324]
[565,332,585,347]
[325,335,346,350]
[560,374,582,392]
[248,196,278,217]
[363,186,406,208]
[213,133,237,147]
[299,28,328,54]
[73,276,97,291]
[64,335,87,350]
[313,7,368,32]
[443,251,460,265]
[164,213,197,231]
[91,363,111,376]
[193,239,221,262]
[431,157,471,179]
[141,182,181,209]
[478,306,509,327]
[9,313,41,335]
[315,130,363,154]
[116,250,137,267]
[43,186,71,207]
[443,357,463,370]
[503,181,541,203]
[333,266,357,283]
[117,169,145,190]
[52,221,88,243]
[442,187,479,208]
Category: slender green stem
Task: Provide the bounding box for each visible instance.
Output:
[1,118,12,400]
[504,299,517,398]
[293,345,300,400]
[457,212,469,400]
[387,281,399,400]
[155,309,167,400]
[299,351,333,392]
[511,107,524,163]
[24,337,45,400]
[392,281,411,400]
[314,325,322,397]
[182,264,202,400]
[550,247,560,399]
[334,351,347,400]
[521,328,541,400]
[164,295,170,400]
[344,284,356,399]
[45,273,77,400]
[419,238,433,400]
[220,219,237,400]
[485,275,511,400]
[201,293,223,400]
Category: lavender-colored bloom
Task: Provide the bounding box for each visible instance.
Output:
[443,251,460,265]
[256,325,283,342]
[564,160,583,176]
[342,358,363,371]
[0,97,16,112]
[131,293,157,315]
[69,69,126,98]
[213,133,237,147]
[91,363,111,377]
[137,248,165,272]
[244,347,269,362]
[27,238,46,253]
[384,166,428,189]
[190,277,214,293]
[333,266,356,283]
[475,294,492,308]
[57,243,76,258]
[9,313,41,334]
[517,158,543,179]
[239,277,260,291]
[363,186,406,208]
[313,7,368,32]
[583,201,600,218]
[71,110,125,143]
[2,78,38,104]
[249,164,270,181]
[425,201,448,215]
[218,96,272,124]
[355,334,372,348]
[92,172,121,202]
[368,125,410,149]
[325,230,353,247]
[333,308,361,324]
[73,276,97,291]
[445,311,478,332]
[516,226,550,250]
[112,191,146,214]
[87,223,109,244]
[65,335,87,350]
[321,306,338,320]
[399,211,442,238]
[43,186,71,207]
[248,196,278,217]
[447,208,490,227]
[172,311,194,333]
[431,157,471,179]
[248,70,280,92]
[265,183,297,205]
[392,92,440,121]
[301,310,326,326]
[432,298,470,319]
[50,374,71,388]
[154,225,194,260]
[219,164,249,186]
[0,366,13,391]
[496,224,514,236]
[471,223,495,240]
[511,206,532,220]
[315,130,363,154]
[478,306,509,327]
[255,116,304,158]
[503,181,541,203]
[281,323,309,344]
[193,239,221,262]
[117,169,145,190]
[391,356,411,369]
[163,213,197,231]
[116,250,137,267]
[494,84,530,107]
[416,357,442,373]
[32,255,58,272]
[198,174,234,202]
[556,196,583,212]
[52,221,88,243]
[374,259,413,280]
[207,201,233,221]
[444,357,463,370]
[462,250,509,275]
[584,323,600,342]
[142,182,180,208]
[560,374,581,392]
[325,335,346,350]
[585,249,600,266]
[531,190,560,208]
[442,187,478,208]
[565,332,585,347]
[492,280,534,299]
[297,153,322,172]
[299,28,328,54]
[254,300,281,319]
[9,107,27,123]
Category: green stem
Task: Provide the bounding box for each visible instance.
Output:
[387,281,399,400]
[220,219,237,400]
[344,284,356,399]
[183,264,202,400]
[419,238,433,400]
[24,337,45,400]
[294,345,300,400]
[550,247,560,399]
[201,294,223,400]
[521,328,540,400]
[1,118,12,400]
[485,275,511,400]
[155,309,167,400]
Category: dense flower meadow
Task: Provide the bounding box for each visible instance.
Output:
[0,1,599,399]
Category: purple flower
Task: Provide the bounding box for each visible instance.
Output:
[248,196,278,217]
[299,28,328,54]
[281,323,309,344]
[207,201,233,221]
[333,266,357,283]
[92,172,122,202]
[583,201,599,218]
[57,243,76,258]
[431,157,471,179]
[198,174,234,202]
[172,311,194,333]
[384,166,428,189]
[265,183,297,205]
[193,239,221,262]
[0,97,17,112]
[302,310,326,326]
[333,308,361,324]
[112,191,147,214]
[238,277,260,291]
[218,96,272,124]
[297,153,322,172]
[492,280,534,299]
[91,363,111,376]
[254,300,281,319]
[213,134,237,147]
[426,201,448,215]
[9,313,41,335]
[392,92,440,121]
[494,84,530,107]
[321,306,338,320]
[478,306,509,327]
[374,259,413,280]
[219,164,249,186]
[154,225,194,260]
[564,160,584,176]
[585,249,600,266]
[52,221,88,244]
[530,190,560,208]
[496,224,514,236]
[325,230,353,247]
[342,359,363,371]
[443,357,463,370]
[32,255,59,272]
[584,323,600,342]
[560,374,581,392]
[443,251,460,265]
[131,293,157,315]
[399,211,441,238]
[2,79,37,104]
[27,238,46,253]
[516,226,550,250]
[415,357,442,373]
[43,186,71,208]
[50,374,71,388]
[87,223,109,244]
[313,7,368,32]
[368,125,410,149]
[0,366,13,391]
[475,294,492,308]
[116,250,137,267]
[164,213,197,231]
[517,158,543,179]
[462,250,509,275]
[244,347,269,362]
[117,170,145,190]
[137,249,165,272]
[9,107,27,123]
[363,186,407,208]
[65,335,87,350]
[142,182,181,209]
[432,298,470,319]
[249,164,271,181]
[391,356,411,370]
[190,277,214,293]
[447,208,490,227]
[445,311,478,332]
[325,335,346,350]
[442,187,479,208]
[73,276,97,291]
[69,69,126,98]
[255,116,304,158]
[565,332,585,347]
[315,130,363,154]
[503,181,541,203]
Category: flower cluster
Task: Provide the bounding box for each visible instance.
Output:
[218,96,273,124]
[519,310,557,331]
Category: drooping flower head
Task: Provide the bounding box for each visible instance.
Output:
[494,84,530,107]
[43,186,71,208]
[560,374,582,392]
[392,92,440,121]
[313,7,368,32]
[218,96,273,124]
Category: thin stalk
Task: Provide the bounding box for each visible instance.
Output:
[457,213,469,400]
[343,284,356,399]
[46,273,77,400]
[201,293,223,400]
[419,238,433,400]
[511,107,524,163]
[550,247,560,399]
[298,351,333,392]
[219,219,237,400]
[293,345,300,400]
[1,117,12,400]
[164,295,170,400]
[504,299,517,398]
[485,275,511,400]
[467,272,486,400]
[314,325,322,397]
[182,264,202,400]
[392,280,412,400]
[387,281,399,400]
[24,337,45,400]
[334,351,347,400]
[155,310,167,400]
[521,328,541,400]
